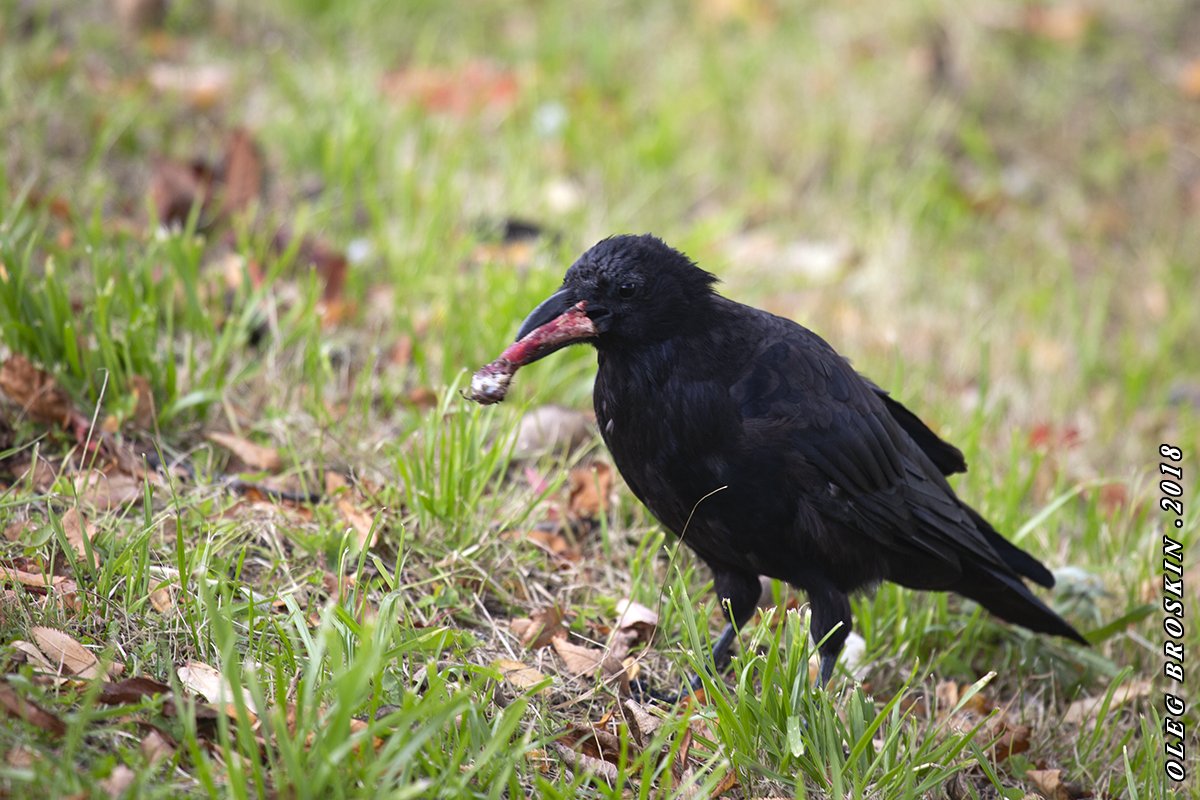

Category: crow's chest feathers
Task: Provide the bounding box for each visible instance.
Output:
[595,347,738,528]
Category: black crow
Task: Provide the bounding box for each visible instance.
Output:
[470,234,1086,687]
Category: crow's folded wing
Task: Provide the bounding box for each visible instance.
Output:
[729,321,1013,578]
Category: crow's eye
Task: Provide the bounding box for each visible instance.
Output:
[617,282,637,299]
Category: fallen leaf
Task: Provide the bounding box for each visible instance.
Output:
[1064,678,1152,725]
[31,627,105,680]
[0,355,77,427]
[147,62,231,109]
[177,661,257,713]
[128,374,156,429]
[1022,4,1095,42]
[77,471,145,512]
[493,658,549,692]
[551,636,608,678]
[140,728,174,764]
[567,462,613,521]
[114,0,166,31]
[0,683,66,736]
[270,227,349,306]
[380,60,519,117]
[149,156,214,228]
[1181,58,1200,99]
[514,405,594,458]
[622,699,662,746]
[614,598,658,641]
[98,677,172,705]
[99,765,136,798]
[512,606,565,649]
[218,128,263,219]
[149,584,174,613]
[3,521,28,542]
[59,507,97,566]
[206,431,281,471]
[336,497,378,549]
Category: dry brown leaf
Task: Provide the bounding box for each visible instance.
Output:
[1027,769,1068,800]
[380,60,519,117]
[336,497,378,548]
[97,677,172,705]
[60,507,97,566]
[270,227,349,306]
[0,683,66,736]
[551,740,620,783]
[614,598,658,641]
[77,471,145,512]
[140,728,175,764]
[622,699,662,746]
[551,637,612,678]
[568,462,613,521]
[5,744,37,768]
[149,157,214,227]
[1063,678,1152,725]
[128,374,156,429]
[177,661,257,714]
[147,62,231,109]
[514,405,594,458]
[31,627,106,680]
[1022,5,1095,42]
[207,431,281,471]
[11,641,57,674]
[512,606,565,650]
[4,520,31,542]
[1178,58,1200,99]
[114,0,166,31]
[504,528,581,561]
[0,355,76,427]
[100,765,136,798]
[219,128,263,219]
[149,584,174,613]
[493,658,549,692]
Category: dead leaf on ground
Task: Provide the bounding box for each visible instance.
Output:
[1063,678,1152,726]
[4,520,30,542]
[567,462,613,521]
[502,528,581,562]
[59,507,98,567]
[1021,4,1096,42]
[147,62,231,109]
[336,496,378,548]
[514,406,594,458]
[76,470,146,512]
[31,626,108,680]
[1180,58,1200,99]
[933,679,1029,762]
[622,699,662,746]
[271,226,349,308]
[99,765,136,798]
[0,355,81,429]
[551,636,622,679]
[380,60,520,117]
[128,374,156,429]
[1026,768,1090,800]
[149,583,175,613]
[149,156,215,227]
[511,605,566,649]
[0,683,67,736]
[493,658,550,693]
[177,660,257,714]
[140,728,175,764]
[614,598,658,642]
[206,431,281,471]
[97,677,172,705]
[219,128,263,218]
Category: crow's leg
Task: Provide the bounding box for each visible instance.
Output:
[632,569,760,704]
[710,569,762,668]
[807,584,852,688]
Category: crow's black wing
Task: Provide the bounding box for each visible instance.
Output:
[728,312,1015,582]
[868,384,967,476]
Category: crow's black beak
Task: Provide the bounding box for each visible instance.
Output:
[516,288,576,341]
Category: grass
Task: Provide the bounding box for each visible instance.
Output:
[1,0,1197,797]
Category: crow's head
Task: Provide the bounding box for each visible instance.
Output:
[510,235,718,363]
